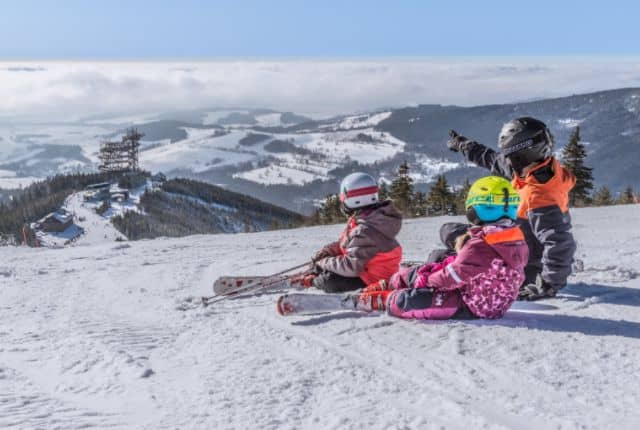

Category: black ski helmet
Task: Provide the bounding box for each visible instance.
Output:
[498,117,553,174]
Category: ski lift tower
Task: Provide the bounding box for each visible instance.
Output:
[98,128,144,173]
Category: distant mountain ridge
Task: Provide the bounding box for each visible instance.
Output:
[376,87,640,189]
[0,88,638,213]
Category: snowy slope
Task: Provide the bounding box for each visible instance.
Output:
[232,129,406,185]
[140,128,255,174]
[1,205,640,429]
[138,125,409,186]
[323,111,393,130]
[34,183,150,247]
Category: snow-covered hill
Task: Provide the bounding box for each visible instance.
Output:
[1,204,639,429]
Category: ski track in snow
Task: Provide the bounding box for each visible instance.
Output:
[1,205,640,429]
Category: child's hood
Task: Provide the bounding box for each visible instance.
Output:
[356,200,402,239]
[469,220,528,269]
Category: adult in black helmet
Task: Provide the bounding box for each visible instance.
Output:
[446,117,577,301]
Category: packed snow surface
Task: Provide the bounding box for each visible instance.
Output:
[1,205,640,429]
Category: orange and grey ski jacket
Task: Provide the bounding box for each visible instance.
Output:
[316,200,403,285]
[459,141,577,290]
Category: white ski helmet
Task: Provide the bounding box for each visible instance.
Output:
[339,172,379,209]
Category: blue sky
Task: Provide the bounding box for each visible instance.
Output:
[1,0,639,58]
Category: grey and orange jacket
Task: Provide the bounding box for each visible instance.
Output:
[316,200,402,285]
[459,141,577,289]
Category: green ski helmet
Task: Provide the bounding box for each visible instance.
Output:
[465,176,520,224]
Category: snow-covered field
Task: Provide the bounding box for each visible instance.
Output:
[232,129,406,185]
[141,129,255,174]
[323,111,392,130]
[139,126,407,186]
[1,205,639,429]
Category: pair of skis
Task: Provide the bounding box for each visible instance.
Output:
[201,262,311,307]
[201,262,380,316]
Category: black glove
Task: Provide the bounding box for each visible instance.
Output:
[312,248,332,263]
[518,277,558,301]
[311,258,327,275]
[447,129,471,153]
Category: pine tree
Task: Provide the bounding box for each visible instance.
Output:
[315,194,344,224]
[427,174,454,216]
[378,181,389,201]
[412,191,427,217]
[561,126,594,207]
[454,178,472,215]
[389,161,414,216]
[616,186,636,204]
[592,186,614,206]
[308,208,321,225]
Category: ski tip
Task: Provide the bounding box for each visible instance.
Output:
[276,295,286,316]
[276,294,292,316]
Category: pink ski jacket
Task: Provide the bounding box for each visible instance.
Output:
[427,221,529,318]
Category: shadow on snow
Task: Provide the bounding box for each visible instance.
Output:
[285,282,640,339]
[485,312,640,340]
[559,282,640,307]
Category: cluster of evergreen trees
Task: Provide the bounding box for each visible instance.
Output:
[0,172,123,242]
[111,179,305,240]
[111,190,236,240]
[560,126,637,206]
[161,178,304,224]
[117,171,149,189]
[312,126,637,225]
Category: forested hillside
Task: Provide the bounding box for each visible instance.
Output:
[112,178,304,240]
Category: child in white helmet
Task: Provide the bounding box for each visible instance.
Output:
[297,172,403,293]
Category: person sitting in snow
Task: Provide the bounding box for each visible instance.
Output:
[358,176,528,320]
[293,172,403,293]
[446,117,577,300]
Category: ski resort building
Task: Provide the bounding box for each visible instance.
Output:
[37,209,74,233]
[84,182,111,201]
[84,182,132,202]
[110,188,130,202]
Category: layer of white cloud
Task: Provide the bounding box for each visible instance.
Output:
[1,58,640,122]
